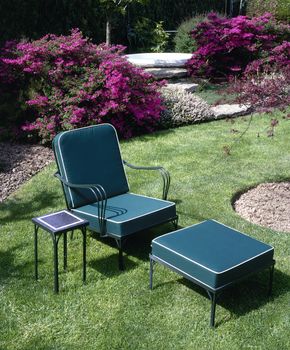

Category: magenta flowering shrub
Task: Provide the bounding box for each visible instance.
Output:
[245,41,290,74]
[187,13,290,79]
[1,29,164,142]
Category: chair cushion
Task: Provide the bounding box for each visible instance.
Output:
[53,124,129,209]
[151,220,274,290]
[72,193,176,238]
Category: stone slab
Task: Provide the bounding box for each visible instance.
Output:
[166,82,199,93]
[145,68,188,80]
[126,53,192,68]
[211,104,251,118]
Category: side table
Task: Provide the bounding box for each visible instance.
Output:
[32,210,89,293]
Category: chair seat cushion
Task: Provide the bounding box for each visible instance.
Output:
[72,193,176,238]
[151,220,274,290]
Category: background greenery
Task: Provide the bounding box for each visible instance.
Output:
[1,113,290,349]
[0,0,224,48]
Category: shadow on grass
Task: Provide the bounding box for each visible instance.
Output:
[88,254,138,277]
[154,268,290,327]
[0,191,62,224]
[87,221,181,275]
[0,243,33,283]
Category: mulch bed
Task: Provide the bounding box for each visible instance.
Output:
[234,182,290,233]
[0,142,54,202]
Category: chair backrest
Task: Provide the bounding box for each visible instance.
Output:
[53,124,129,209]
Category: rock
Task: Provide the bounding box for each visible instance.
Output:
[211,104,251,119]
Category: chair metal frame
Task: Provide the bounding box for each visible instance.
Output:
[54,158,178,270]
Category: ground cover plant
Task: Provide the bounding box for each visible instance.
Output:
[0,113,290,349]
[0,29,164,142]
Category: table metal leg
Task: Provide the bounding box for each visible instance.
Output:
[82,227,86,283]
[34,225,39,280]
[52,236,59,293]
[63,232,67,271]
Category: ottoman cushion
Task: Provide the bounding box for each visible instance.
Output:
[151,220,274,290]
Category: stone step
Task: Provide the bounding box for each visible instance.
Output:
[144,68,188,80]
[210,104,251,119]
[166,81,199,93]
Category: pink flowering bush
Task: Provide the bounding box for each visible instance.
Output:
[187,13,290,80]
[1,29,164,142]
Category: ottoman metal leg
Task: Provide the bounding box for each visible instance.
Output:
[207,290,217,328]
[268,260,275,297]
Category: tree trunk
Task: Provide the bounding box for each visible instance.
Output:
[106,19,111,45]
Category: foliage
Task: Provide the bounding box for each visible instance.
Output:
[246,0,290,22]
[128,18,169,52]
[1,29,165,143]
[151,22,169,53]
[228,66,290,114]
[128,0,224,35]
[173,15,209,53]
[187,12,290,80]
[159,86,214,128]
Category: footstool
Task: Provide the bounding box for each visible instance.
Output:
[149,220,275,327]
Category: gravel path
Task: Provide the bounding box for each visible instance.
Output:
[0,142,54,202]
[234,182,290,233]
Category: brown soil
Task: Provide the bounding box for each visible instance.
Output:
[0,142,54,202]
[234,182,290,233]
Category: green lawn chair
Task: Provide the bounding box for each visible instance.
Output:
[52,124,178,270]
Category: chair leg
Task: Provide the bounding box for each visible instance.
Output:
[118,247,124,271]
[172,216,179,230]
[115,239,124,271]
[149,256,154,290]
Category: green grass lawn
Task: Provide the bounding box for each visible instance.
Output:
[195,82,236,105]
[1,113,290,350]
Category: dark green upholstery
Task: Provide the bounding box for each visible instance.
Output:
[53,124,177,269]
[72,193,176,238]
[53,124,129,209]
[151,220,274,290]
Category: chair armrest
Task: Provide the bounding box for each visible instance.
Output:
[54,172,107,235]
[123,160,171,200]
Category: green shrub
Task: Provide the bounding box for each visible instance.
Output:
[174,15,208,53]
[160,86,214,128]
[128,17,169,53]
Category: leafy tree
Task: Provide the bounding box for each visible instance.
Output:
[99,0,147,44]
